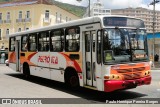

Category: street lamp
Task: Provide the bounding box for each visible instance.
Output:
[77,0,91,17]
[149,0,159,67]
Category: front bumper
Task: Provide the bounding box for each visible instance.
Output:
[104,76,151,92]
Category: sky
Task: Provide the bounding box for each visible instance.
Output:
[55,0,160,10]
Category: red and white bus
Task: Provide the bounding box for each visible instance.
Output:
[8,15,151,92]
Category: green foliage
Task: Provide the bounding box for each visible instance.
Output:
[53,1,86,17]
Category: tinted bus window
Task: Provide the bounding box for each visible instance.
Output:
[28,33,37,51]
[21,35,28,51]
[50,29,64,52]
[38,31,49,51]
[9,37,15,51]
[65,27,80,52]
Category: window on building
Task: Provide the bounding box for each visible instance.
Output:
[18,28,21,32]
[99,9,102,13]
[94,9,98,12]
[21,35,28,51]
[0,29,1,40]
[7,12,10,20]
[106,10,110,13]
[26,11,30,19]
[50,29,64,52]
[19,11,22,19]
[6,29,9,35]
[65,27,80,52]
[28,34,37,51]
[38,31,49,51]
[9,37,15,51]
[26,28,29,30]
[45,10,49,20]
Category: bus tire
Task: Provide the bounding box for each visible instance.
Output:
[65,69,79,89]
[23,63,30,78]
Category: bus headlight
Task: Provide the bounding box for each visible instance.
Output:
[104,74,120,80]
[144,71,151,76]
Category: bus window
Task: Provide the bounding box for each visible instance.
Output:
[65,27,80,52]
[85,33,90,52]
[93,33,96,52]
[9,37,15,51]
[21,35,28,51]
[38,31,49,51]
[28,33,37,51]
[50,29,64,52]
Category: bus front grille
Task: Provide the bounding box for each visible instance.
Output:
[122,72,142,80]
[133,67,145,72]
[117,67,145,73]
[116,67,145,80]
[117,69,132,73]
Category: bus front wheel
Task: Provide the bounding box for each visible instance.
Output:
[65,71,79,89]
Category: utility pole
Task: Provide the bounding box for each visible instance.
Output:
[149,0,159,67]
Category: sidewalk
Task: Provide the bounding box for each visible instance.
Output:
[151,62,160,70]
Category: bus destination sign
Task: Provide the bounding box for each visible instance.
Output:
[103,17,145,28]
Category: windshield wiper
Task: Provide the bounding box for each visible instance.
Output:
[115,26,132,58]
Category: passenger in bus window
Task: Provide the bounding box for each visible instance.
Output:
[24,43,28,51]
[30,43,36,51]
[68,40,73,51]
[46,44,49,51]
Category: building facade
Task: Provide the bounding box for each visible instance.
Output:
[147,33,160,61]
[0,0,80,49]
[83,0,111,17]
[111,7,160,33]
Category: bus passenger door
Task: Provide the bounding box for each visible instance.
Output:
[15,40,20,72]
[85,31,97,87]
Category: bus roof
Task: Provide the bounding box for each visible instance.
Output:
[8,15,143,37]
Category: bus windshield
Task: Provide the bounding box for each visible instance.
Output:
[103,28,148,64]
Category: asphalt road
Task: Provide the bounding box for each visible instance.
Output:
[0,64,160,106]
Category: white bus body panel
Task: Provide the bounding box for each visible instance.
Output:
[50,69,64,82]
